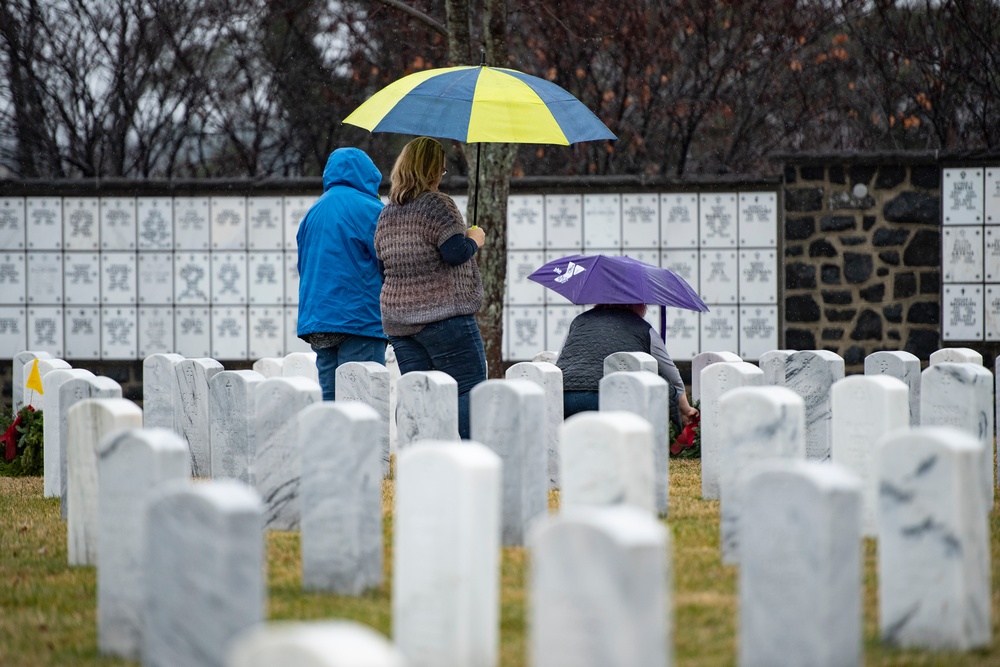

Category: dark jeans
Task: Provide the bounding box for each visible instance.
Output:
[312,335,387,401]
[388,314,487,440]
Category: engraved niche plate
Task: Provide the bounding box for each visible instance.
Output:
[660,193,699,248]
[26,198,63,250]
[738,250,778,304]
[506,251,546,305]
[545,194,583,249]
[699,193,738,247]
[137,252,174,305]
[283,196,311,250]
[101,252,137,305]
[173,197,211,250]
[211,196,247,250]
[942,226,983,282]
[0,198,26,250]
[622,194,660,248]
[985,286,1000,341]
[285,306,311,353]
[943,284,983,341]
[248,307,285,358]
[247,197,284,250]
[62,253,100,305]
[247,253,285,305]
[174,307,211,357]
[211,252,248,305]
[136,198,174,250]
[738,192,778,247]
[0,252,26,304]
[700,250,738,304]
[583,194,621,249]
[63,198,100,250]
[211,306,248,359]
[138,307,175,357]
[739,306,778,361]
[64,308,101,359]
[0,307,27,358]
[284,250,300,304]
[100,197,137,250]
[942,168,984,225]
[986,168,1000,224]
[660,250,699,290]
[508,306,545,360]
[545,304,583,352]
[173,252,211,304]
[662,307,699,360]
[101,307,138,359]
[27,252,64,304]
[27,306,63,356]
[984,227,1000,281]
[507,195,545,249]
[700,306,739,353]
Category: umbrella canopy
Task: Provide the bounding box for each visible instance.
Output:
[343,65,616,145]
[528,254,709,312]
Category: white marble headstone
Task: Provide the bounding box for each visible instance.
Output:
[602,351,657,376]
[560,411,655,514]
[41,368,95,497]
[299,402,383,594]
[878,427,990,650]
[335,361,391,478]
[757,349,795,386]
[226,621,407,667]
[142,353,184,430]
[528,506,670,667]
[531,350,559,364]
[864,350,921,426]
[599,371,670,516]
[505,361,563,489]
[470,380,547,546]
[143,479,265,667]
[210,370,266,483]
[396,371,459,448]
[929,346,983,366]
[12,350,52,413]
[740,460,862,667]
[784,350,845,461]
[690,350,741,402]
[97,428,189,659]
[252,356,284,377]
[831,375,909,537]
[282,351,319,383]
[175,357,225,477]
[21,357,71,409]
[393,442,501,667]
[700,361,764,500]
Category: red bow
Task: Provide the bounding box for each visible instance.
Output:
[670,413,700,455]
[2,406,34,462]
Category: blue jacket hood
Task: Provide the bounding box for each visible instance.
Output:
[323,147,382,197]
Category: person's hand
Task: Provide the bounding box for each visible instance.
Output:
[467,225,485,247]
[681,405,699,427]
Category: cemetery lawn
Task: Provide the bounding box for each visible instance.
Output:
[1,466,998,666]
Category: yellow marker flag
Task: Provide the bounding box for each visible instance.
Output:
[26,358,44,395]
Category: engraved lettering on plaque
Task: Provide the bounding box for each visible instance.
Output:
[141,210,170,246]
[69,209,94,238]
[106,313,133,345]
[0,318,19,333]
[255,317,279,338]
[179,264,207,300]
[181,316,204,335]
[218,264,240,295]
[36,318,57,345]
[0,261,19,283]
[70,315,94,335]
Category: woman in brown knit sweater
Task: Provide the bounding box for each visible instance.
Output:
[375,136,487,439]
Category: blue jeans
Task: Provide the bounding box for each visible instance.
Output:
[388,315,487,440]
[312,335,387,401]
[564,390,598,417]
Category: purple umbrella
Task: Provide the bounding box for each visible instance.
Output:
[527,254,709,312]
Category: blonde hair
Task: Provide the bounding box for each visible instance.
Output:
[388,136,445,205]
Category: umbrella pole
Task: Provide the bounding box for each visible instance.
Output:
[660,306,667,342]
[472,142,481,227]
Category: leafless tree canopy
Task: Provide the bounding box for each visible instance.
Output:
[1,0,998,179]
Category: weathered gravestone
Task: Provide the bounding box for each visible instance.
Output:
[691,350,741,402]
[532,350,559,364]
[832,375,909,537]
[784,350,845,461]
[719,386,805,565]
[878,427,991,651]
[600,370,670,516]
[757,349,796,386]
[700,361,764,500]
[603,351,657,376]
[97,429,189,659]
[920,362,994,510]
[143,479,265,667]
[59,375,123,519]
[251,356,284,378]
[254,376,321,530]
[22,357,71,409]
[299,402,382,595]
[396,371,459,448]
[282,351,319,384]
[529,506,670,667]
[142,353,184,430]
[740,460,862,667]
[393,442,501,667]
[42,368,94,497]
[67,397,143,566]
[226,621,407,667]
[210,370,266,483]
[506,361,563,489]
[929,346,983,366]
[335,361,391,478]
[12,350,52,412]
[471,379,547,546]
[864,350,921,426]
[560,411,655,515]
[175,357,225,477]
